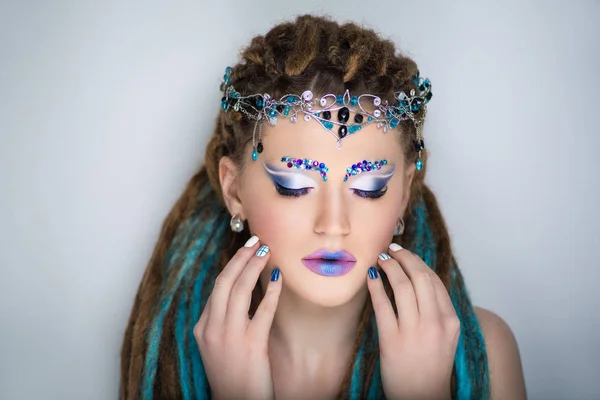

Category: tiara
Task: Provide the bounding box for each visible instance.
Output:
[219,66,431,171]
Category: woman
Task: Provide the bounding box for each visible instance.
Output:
[120,15,526,399]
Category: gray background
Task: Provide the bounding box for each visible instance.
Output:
[1,1,599,399]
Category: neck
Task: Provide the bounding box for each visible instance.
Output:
[266,281,369,369]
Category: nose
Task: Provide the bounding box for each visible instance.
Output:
[313,187,351,237]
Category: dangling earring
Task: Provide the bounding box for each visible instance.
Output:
[394,218,405,236]
[230,214,244,233]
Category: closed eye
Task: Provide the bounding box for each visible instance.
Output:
[352,186,388,199]
[274,182,312,197]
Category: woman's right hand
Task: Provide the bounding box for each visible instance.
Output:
[193,236,282,400]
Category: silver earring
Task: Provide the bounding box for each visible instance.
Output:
[230,214,244,233]
[394,218,405,236]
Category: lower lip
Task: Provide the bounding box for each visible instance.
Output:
[301,259,356,277]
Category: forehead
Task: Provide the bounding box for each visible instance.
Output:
[259,118,404,166]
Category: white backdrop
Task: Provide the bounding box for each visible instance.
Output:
[1,1,599,399]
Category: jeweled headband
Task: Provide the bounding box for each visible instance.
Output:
[219,66,431,171]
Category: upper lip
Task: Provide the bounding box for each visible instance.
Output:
[302,249,357,262]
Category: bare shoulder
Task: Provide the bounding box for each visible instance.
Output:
[473,306,527,399]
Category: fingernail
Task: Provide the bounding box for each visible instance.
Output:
[378,253,391,261]
[255,245,269,257]
[389,243,403,252]
[244,235,259,247]
[270,267,280,282]
[368,266,378,279]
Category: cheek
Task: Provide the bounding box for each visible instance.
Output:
[352,199,400,252]
[242,185,311,249]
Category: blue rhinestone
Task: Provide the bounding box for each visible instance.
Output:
[352,164,357,169]
[390,118,399,128]
[323,176,328,182]
[336,95,343,105]
[319,163,325,169]
[284,105,290,116]
[416,158,423,171]
[350,96,358,106]
[346,168,352,173]
[324,121,333,129]
[225,66,232,74]
[306,165,311,170]
[269,109,277,117]
[368,117,373,122]
[257,99,263,107]
[252,150,258,161]
[281,157,286,162]
[382,159,388,165]
[221,101,227,111]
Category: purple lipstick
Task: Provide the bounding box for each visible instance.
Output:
[301,249,357,277]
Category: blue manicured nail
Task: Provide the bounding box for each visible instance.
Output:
[368,266,378,279]
[379,253,391,261]
[256,245,269,257]
[270,268,280,281]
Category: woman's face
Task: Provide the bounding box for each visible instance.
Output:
[221,116,415,307]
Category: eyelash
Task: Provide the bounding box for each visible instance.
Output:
[274,182,388,199]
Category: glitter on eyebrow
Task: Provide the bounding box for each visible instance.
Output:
[344,159,389,182]
[280,156,330,182]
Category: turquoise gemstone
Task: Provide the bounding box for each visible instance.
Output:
[252,150,258,161]
[284,105,290,116]
[350,96,358,106]
[390,118,399,128]
[221,100,227,111]
[336,95,343,105]
[324,121,333,129]
[416,158,423,171]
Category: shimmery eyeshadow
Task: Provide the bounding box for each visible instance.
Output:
[263,162,318,188]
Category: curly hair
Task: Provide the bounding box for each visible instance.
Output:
[120,14,489,399]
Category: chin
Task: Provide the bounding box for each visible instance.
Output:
[281,265,367,308]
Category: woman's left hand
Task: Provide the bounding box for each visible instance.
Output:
[366,244,460,400]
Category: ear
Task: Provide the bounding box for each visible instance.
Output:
[400,161,416,215]
[219,156,245,218]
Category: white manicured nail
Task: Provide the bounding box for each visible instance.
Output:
[389,243,403,252]
[244,235,259,247]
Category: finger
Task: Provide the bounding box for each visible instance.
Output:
[207,235,261,327]
[226,244,271,329]
[366,266,398,337]
[430,272,456,318]
[388,244,440,321]
[248,267,283,340]
[195,295,212,336]
[378,251,418,326]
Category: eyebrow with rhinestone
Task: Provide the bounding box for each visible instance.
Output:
[344,159,390,182]
[279,156,330,182]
